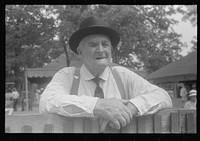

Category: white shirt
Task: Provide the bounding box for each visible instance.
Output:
[12,91,19,99]
[184,101,196,109]
[180,87,188,97]
[39,64,172,117]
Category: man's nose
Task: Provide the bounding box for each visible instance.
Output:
[97,44,104,52]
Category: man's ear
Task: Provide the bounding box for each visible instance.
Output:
[77,47,82,55]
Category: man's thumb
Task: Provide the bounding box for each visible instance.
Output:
[120,99,129,105]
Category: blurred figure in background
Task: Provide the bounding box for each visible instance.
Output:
[167,90,175,98]
[192,82,196,90]
[5,89,14,115]
[184,90,197,109]
[178,82,188,104]
[12,87,19,111]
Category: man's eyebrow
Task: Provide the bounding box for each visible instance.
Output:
[102,40,110,43]
[88,41,97,44]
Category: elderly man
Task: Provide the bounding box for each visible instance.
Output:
[39,16,172,131]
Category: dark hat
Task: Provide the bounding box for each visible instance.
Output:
[69,16,120,54]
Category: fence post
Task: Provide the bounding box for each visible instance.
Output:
[44,124,54,133]
[21,125,32,133]
[186,113,196,133]
[153,114,162,133]
[73,118,84,133]
[170,112,179,133]
[121,116,137,133]
[63,117,74,133]
[137,114,154,133]
[5,126,10,133]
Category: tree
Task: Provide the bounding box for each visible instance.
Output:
[89,5,183,73]
[177,5,197,27]
[6,5,187,86]
[6,5,57,87]
[48,5,93,67]
[177,5,197,51]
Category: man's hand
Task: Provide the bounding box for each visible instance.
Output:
[108,101,139,130]
[126,101,139,116]
[94,98,133,130]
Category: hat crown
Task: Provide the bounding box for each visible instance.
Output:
[79,16,108,30]
[189,89,197,96]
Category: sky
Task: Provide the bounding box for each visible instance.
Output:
[172,13,197,56]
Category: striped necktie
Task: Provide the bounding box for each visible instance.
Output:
[92,77,104,98]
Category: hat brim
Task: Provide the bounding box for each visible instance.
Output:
[69,26,120,54]
[189,93,197,97]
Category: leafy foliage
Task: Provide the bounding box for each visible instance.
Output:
[6,5,193,85]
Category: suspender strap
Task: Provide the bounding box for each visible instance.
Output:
[110,68,126,100]
[70,68,80,95]
[70,66,127,99]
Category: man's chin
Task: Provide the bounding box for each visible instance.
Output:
[95,59,109,66]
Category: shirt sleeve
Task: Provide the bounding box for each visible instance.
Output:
[39,68,99,117]
[126,72,172,115]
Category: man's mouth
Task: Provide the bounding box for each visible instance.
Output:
[95,57,106,60]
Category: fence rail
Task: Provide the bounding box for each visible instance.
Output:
[5,108,196,133]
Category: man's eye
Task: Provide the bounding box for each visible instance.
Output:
[103,43,108,46]
[88,43,97,47]
[102,43,110,47]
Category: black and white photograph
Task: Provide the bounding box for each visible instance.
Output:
[5,5,197,134]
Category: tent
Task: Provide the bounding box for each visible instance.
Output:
[26,54,82,81]
[147,51,197,83]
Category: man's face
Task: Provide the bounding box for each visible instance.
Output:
[78,34,112,70]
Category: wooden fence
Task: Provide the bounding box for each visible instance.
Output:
[5,108,196,133]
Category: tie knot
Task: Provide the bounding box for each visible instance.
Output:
[92,77,101,86]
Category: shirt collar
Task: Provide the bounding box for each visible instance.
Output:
[80,64,110,81]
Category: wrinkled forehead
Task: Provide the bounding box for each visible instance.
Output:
[80,34,111,45]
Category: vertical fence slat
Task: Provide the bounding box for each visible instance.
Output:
[63,117,74,133]
[84,118,99,133]
[44,124,54,133]
[5,109,196,133]
[121,116,137,133]
[171,112,179,133]
[137,114,153,133]
[5,126,10,133]
[153,114,162,133]
[73,118,84,133]
[21,125,32,133]
[186,113,196,133]
[104,126,120,133]
[84,118,93,133]
[178,109,187,133]
[91,118,99,133]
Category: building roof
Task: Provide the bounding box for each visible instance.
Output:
[147,51,197,82]
[27,54,82,78]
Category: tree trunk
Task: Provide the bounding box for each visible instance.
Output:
[61,39,71,67]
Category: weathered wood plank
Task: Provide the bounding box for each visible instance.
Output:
[21,125,32,133]
[5,126,10,133]
[186,113,196,133]
[91,118,99,133]
[62,117,74,133]
[73,118,84,133]
[84,118,93,133]
[44,124,54,133]
[137,114,153,133]
[153,114,162,133]
[5,109,196,133]
[156,108,178,133]
[104,123,120,133]
[170,112,179,133]
[121,116,137,133]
